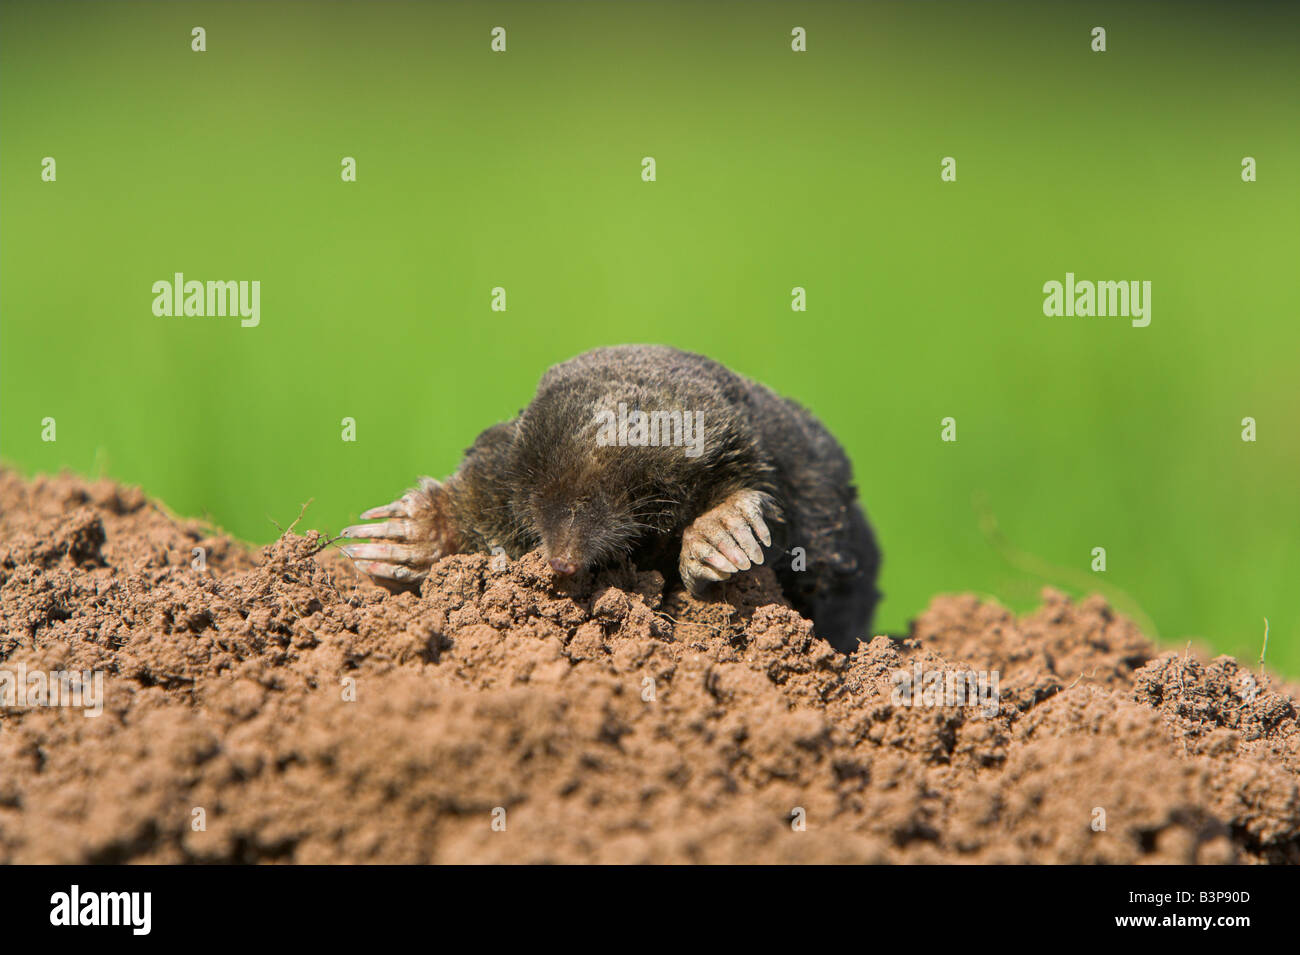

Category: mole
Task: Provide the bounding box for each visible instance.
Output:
[340,345,881,652]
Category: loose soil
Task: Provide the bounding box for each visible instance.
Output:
[1,469,1297,863]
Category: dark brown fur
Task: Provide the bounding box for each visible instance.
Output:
[426,345,880,651]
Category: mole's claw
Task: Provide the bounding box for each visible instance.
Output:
[341,520,415,540]
[712,527,751,571]
[679,489,777,595]
[341,542,426,564]
[360,503,405,520]
[360,494,415,520]
[725,516,764,566]
[679,534,732,593]
[352,559,426,584]
[344,476,456,591]
[742,504,772,548]
[695,540,739,575]
[358,479,442,521]
[694,563,729,584]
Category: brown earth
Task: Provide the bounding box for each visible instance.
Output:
[1,468,1297,864]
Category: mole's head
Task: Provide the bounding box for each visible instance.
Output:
[511,384,700,577]
[526,459,653,577]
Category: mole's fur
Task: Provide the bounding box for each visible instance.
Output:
[342,345,881,652]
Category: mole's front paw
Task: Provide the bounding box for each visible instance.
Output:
[678,489,774,595]
[340,476,452,590]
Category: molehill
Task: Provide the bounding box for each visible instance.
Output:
[1,469,1297,863]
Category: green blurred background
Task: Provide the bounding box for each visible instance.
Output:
[2,1,1297,672]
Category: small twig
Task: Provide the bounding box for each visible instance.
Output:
[311,532,343,557]
[269,498,315,536]
[287,498,314,534]
[1065,667,1098,691]
[652,608,728,638]
[1259,617,1270,677]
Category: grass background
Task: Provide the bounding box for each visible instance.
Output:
[2,1,1297,673]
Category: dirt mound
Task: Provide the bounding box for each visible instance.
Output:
[1,469,1297,863]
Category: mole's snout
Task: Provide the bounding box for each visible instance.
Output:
[549,556,579,576]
